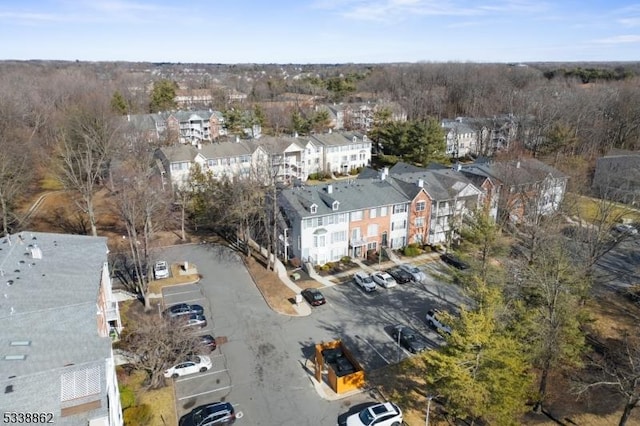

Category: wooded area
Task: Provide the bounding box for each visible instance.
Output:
[2,59,640,425]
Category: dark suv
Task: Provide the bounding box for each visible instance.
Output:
[440,253,470,270]
[179,402,237,426]
[164,303,204,318]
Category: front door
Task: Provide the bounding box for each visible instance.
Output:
[381,231,388,247]
[354,246,362,258]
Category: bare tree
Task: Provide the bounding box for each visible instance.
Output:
[119,312,203,389]
[575,332,640,426]
[111,159,169,310]
[54,97,123,236]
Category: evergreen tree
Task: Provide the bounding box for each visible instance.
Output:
[423,284,533,425]
[111,90,128,115]
[149,79,177,113]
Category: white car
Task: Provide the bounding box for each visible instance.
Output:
[164,355,212,378]
[398,264,426,282]
[613,223,638,236]
[154,260,170,279]
[426,309,452,335]
[372,271,397,288]
[353,272,377,292]
[346,401,403,426]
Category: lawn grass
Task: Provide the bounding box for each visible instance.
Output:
[565,193,640,224]
[118,368,176,426]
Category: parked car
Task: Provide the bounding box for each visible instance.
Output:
[345,401,403,426]
[426,309,452,335]
[164,355,212,378]
[198,334,217,352]
[390,324,429,354]
[154,260,170,279]
[354,272,377,292]
[182,313,207,329]
[440,252,470,270]
[372,271,398,288]
[301,288,326,306]
[179,402,237,426]
[164,303,204,318]
[613,223,638,236]
[387,268,412,284]
[398,264,426,282]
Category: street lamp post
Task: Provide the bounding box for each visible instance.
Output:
[425,396,435,426]
[284,228,289,262]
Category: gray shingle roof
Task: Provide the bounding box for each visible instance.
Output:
[280,178,410,218]
[310,131,365,147]
[462,158,567,186]
[0,232,111,420]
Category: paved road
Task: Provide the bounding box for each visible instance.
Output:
[160,244,376,426]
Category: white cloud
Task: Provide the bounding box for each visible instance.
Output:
[316,0,549,23]
[595,34,640,44]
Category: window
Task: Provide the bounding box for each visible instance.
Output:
[416,201,426,212]
[313,235,326,248]
[367,241,377,251]
[369,208,377,219]
[303,218,313,229]
[350,154,357,161]
[391,220,407,231]
[380,206,388,217]
[367,224,378,237]
[393,204,407,214]
[351,210,363,221]
[351,228,361,241]
[415,217,425,228]
[331,230,347,243]
[332,201,339,211]
[207,159,217,167]
[310,204,318,214]
[316,216,324,226]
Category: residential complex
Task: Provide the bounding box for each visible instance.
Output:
[278,158,566,266]
[0,232,123,426]
[156,131,372,187]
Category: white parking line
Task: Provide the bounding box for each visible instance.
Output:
[163,288,201,297]
[356,335,391,365]
[178,385,232,401]
[386,333,412,358]
[175,368,228,382]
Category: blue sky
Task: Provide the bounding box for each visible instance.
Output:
[1,1,639,63]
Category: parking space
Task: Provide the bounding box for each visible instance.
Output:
[161,282,228,418]
[318,271,458,371]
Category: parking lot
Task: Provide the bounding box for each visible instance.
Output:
[158,243,467,425]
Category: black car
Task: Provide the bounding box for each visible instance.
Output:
[440,253,470,270]
[301,288,326,306]
[179,402,237,426]
[391,325,429,354]
[387,268,412,284]
[198,334,217,352]
[164,303,205,318]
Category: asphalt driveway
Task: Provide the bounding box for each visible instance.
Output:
[158,243,467,425]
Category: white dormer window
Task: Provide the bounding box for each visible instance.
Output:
[332,201,339,211]
[353,136,357,143]
[310,203,318,214]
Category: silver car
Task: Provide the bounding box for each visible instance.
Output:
[398,264,426,282]
[353,272,377,292]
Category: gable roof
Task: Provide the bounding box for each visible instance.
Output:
[462,158,567,187]
[280,178,410,219]
[310,131,366,147]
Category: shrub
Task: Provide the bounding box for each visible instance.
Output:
[340,256,352,264]
[319,263,332,272]
[119,385,136,410]
[123,404,152,426]
[403,244,421,257]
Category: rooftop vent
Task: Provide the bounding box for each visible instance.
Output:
[4,355,26,361]
[30,245,42,260]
